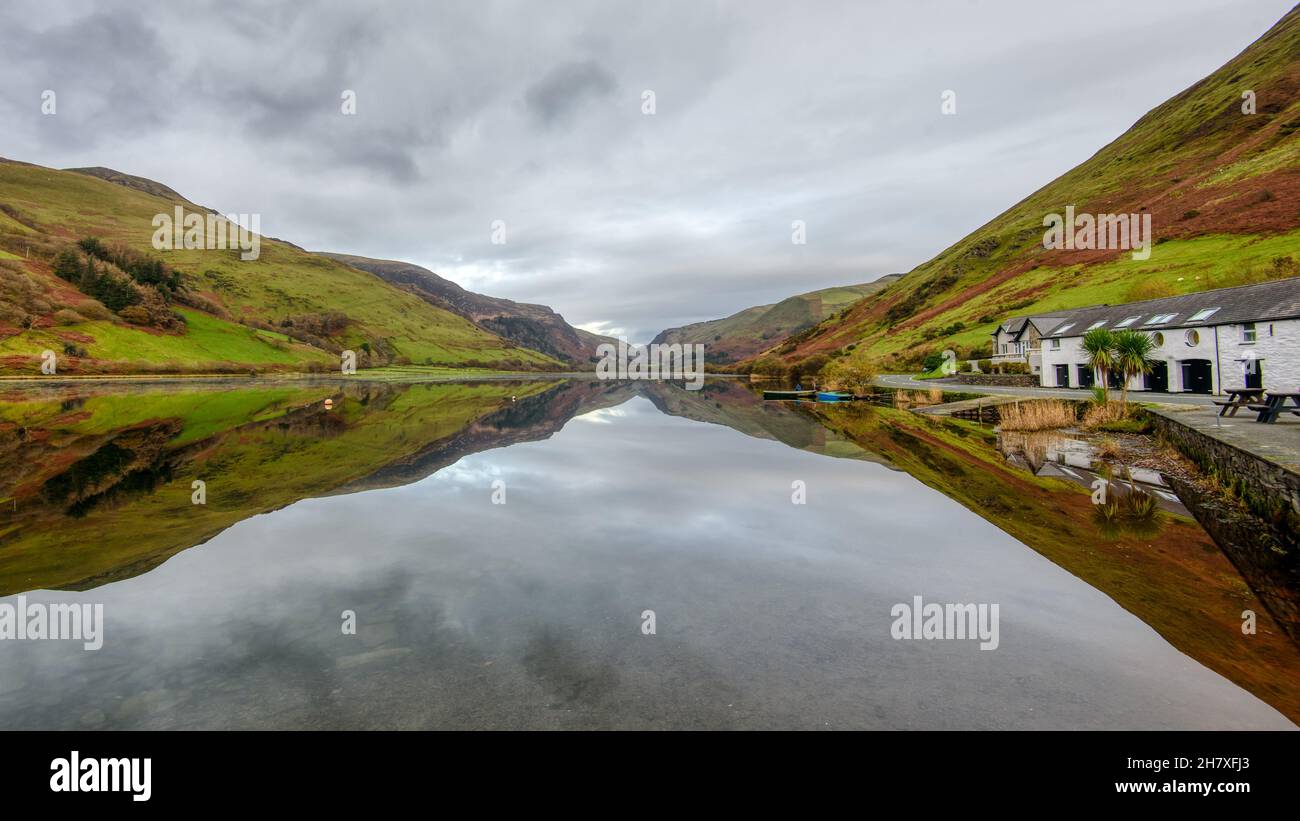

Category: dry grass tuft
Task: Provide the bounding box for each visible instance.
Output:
[1082,400,1131,429]
[996,400,1078,432]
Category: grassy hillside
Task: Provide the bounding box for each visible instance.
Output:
[653,276,899,364]
[0,159,562,374]
[321,252,616,366]
[753,6,1300,372]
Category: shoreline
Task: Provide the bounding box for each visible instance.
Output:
[0,370,747,388]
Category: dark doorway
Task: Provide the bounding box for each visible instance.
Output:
[1180,359,1212,394]
[1244,361,1263,390]
[1054,364,1070,388]
[1108,369,1125,390]
[1076,365,1094,388]
[1145,361,1168,393]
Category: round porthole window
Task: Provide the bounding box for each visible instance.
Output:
[1151,332,1164,346]
[1185,329,1200,346]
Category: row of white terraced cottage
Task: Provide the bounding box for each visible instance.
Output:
[990,277,1300,395]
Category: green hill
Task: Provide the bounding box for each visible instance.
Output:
[321,253,616,366]
[754,6,1300,372]
[652,276,899,364]
[0,159,562,375]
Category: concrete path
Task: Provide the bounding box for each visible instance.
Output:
[1152,404,1300,473]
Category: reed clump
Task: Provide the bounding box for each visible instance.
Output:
[996,400,1078,432]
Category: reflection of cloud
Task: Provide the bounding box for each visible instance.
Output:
[572,407,626,424]
[0,389,1291,730]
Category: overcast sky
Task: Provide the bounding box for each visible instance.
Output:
[2,0,1294,341]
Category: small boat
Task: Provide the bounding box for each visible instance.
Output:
[763,389,817,400]
[816,391,853,402]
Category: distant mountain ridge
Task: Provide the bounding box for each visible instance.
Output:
[652,276,900,364]
[321,253,615,365]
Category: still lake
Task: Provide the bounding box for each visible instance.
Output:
[0,377,1295,729]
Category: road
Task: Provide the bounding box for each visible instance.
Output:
[874,373,1219,408]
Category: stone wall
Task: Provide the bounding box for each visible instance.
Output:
[1150,410,1299,641]
[1149,411,1300,523]
[949,373,1039,388]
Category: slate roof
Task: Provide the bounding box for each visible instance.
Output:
[1002,277,1300,339]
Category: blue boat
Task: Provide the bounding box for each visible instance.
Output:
[816,391,853,402]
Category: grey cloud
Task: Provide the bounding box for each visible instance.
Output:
[0,0,1294,342]
[524,59,617,126]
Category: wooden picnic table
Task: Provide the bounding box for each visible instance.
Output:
[1251,391,1300,424]
[1215,386,1267,417]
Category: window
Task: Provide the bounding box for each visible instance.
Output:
[1185,329,1200,346]
[1188,308,1220,321]
[1145,313,1176,325]
[1049,338,1061,350]
[1115,315,1141,327]
[1054,322,1075,335]
[1085,321,1106,330]
[1242,322,1257,343]
[1151,332,1164,346]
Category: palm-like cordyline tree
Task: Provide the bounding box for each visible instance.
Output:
[1112,329,1158,410]
[1081,328,1116,402]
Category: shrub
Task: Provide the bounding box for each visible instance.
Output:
[64,301,107,321]
[821,358,878,393]
[750,357,786,377]
[791,354,828,378]
[117,305,151,325]
[52,308,86,326]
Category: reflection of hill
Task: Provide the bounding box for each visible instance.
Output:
[0,380,565,593]
[797,401,1300,725]
[638,380,899,469]
[337,380,641,493]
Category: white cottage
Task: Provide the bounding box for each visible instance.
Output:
[993,277,1300,395]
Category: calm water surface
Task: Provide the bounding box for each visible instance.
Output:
[0,378,1294,729]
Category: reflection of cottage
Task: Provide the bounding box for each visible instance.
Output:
[991,277,1300,395]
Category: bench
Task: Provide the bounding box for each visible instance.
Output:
[1213,399,1256,417]
[1249,400,1300,423]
